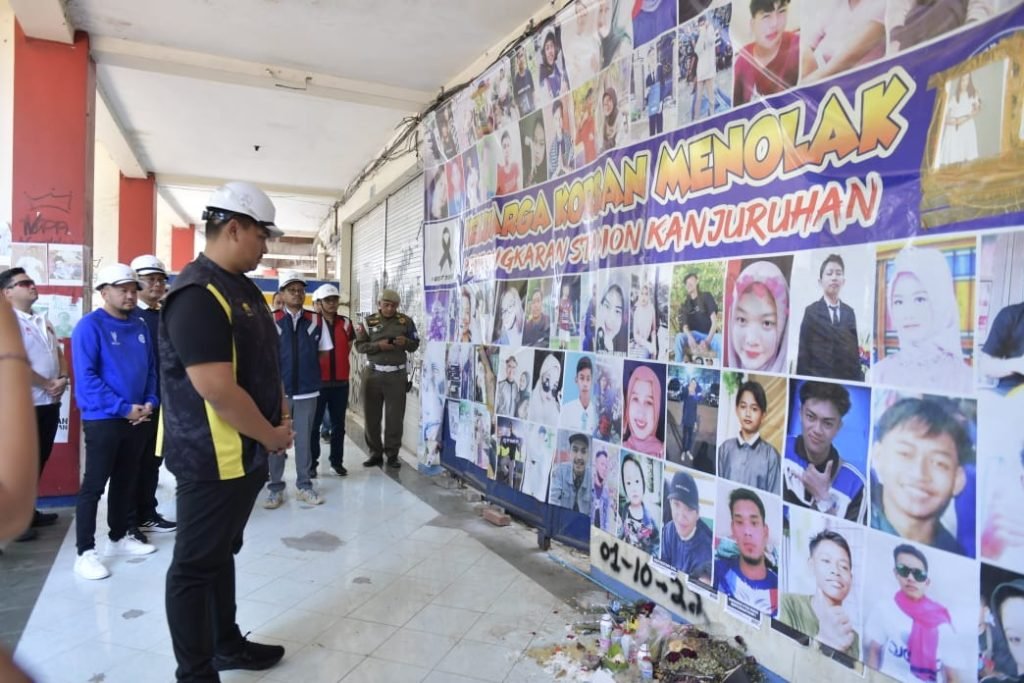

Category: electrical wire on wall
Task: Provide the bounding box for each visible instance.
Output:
[333,1,573,214]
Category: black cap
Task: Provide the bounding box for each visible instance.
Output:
[667,470,699,510]
[568,433,589,448]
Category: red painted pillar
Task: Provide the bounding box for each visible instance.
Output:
[170,224,195,272]
[11,25,95,497]
[117,173,156,263]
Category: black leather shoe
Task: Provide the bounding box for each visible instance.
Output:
[212,638,285,672]
[332,465,348,477]
[363,457,384,467]
[15,528,38,542]
[386,457,401,469]
[32,510,58,527]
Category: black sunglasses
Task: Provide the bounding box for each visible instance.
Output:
[895,563,927,582]
[6,279,35,290]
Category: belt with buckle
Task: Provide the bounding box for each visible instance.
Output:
[371,363,406,373]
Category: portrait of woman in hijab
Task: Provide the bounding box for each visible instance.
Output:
[584,279,630,354]
[537,28,568,101]
[596,0,634,68]
[622,361,666,457]
[528,351,565,426]
[725,259,792,374]
[874,245,973,394]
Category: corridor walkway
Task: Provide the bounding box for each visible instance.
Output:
[9,439,596,683]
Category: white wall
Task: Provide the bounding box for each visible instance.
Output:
[91,141,119,301]
[155,193,176,267]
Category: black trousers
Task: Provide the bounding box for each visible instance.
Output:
[363,370,407,459]
[130,410,162,524]
[75,419,146,554]
[35,403,60,475]
[311,383,349,470]
[649,110,664,136]
[166,465,266,682]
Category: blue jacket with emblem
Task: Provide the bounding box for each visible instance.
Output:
[72,308,159,420]
[275,308,324,397]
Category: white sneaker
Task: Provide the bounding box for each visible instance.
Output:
[296,488,324,505]
[74,550,111,580]
[263,490,284,509]
[106,536,157,556]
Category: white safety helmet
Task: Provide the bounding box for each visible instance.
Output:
[278,270,306,291]
[130,254,167,276]
[312,284,341,302]
[202,181,283,238]
[95,263,140,291]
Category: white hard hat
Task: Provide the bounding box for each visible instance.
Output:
[278,270,306,291]
[95,263,140,291]
[312,284,341,302]
[203,181,283,238]
[130,254,167,276]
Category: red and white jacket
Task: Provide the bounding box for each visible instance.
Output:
[318,314,356,383]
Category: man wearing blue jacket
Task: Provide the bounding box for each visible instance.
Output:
[71,263,160,580]
[265,271,331,509]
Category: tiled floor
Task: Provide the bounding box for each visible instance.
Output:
[0,513,73,652]
[9,437,595,683]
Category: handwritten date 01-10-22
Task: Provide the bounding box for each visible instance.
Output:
[599,540,703,617]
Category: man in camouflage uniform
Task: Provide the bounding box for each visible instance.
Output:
[355,289,419,469]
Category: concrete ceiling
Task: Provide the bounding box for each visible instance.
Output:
[12,0,545,237]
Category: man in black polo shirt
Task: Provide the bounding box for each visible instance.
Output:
[981,300,1024,395]
[160,181,294,681]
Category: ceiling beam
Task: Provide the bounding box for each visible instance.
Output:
[155,173,341,200]
[263,253,317,261]
[261,241,316,258]
[9,0,73,44]
[95,85,148,179]
[90,37,433,112]
[156,185,192,228]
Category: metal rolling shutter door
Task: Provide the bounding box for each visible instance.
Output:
[349,202,386,417]
[382,178,424,456]
[382,178,424,311]
[351,202,387,318]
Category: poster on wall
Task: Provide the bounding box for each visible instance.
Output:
[421,2,1024,680]
[55,385,71,444]
[47,244,85,286]
[10,243,49,285]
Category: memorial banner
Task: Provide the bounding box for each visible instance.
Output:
[421,2,1024,680]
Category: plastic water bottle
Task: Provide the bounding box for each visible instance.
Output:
[599,614,613,638]
[620,634,633,662]
[639,655,654,680]
[597,613,613,654]
[638,643,653,680]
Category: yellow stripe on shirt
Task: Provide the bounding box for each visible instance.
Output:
[205,284,244,480]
